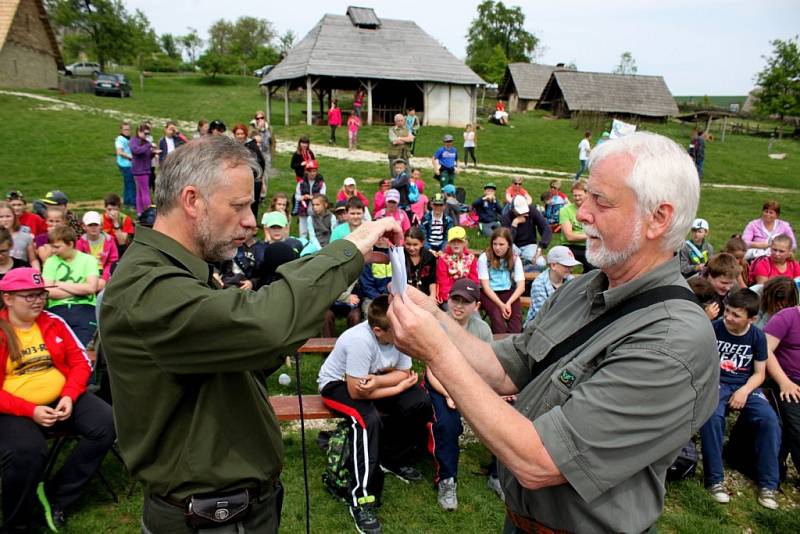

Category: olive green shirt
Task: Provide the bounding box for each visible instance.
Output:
[492,257,719,532]
[100,226,363,499]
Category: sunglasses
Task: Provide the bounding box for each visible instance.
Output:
[256,116,265,120]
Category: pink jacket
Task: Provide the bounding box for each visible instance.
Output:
[742,218,796,250]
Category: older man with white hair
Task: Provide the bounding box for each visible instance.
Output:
[387,113,415,174]
[388,132,719,533]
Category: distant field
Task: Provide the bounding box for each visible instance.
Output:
[675,95,748,108]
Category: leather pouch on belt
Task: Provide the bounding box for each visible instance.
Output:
[185,488,250,529]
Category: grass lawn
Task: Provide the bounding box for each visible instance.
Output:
[2,73,800,532]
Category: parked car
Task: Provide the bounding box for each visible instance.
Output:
[253,64,274,78]
[64,62,101,76]
[94,73,132,98]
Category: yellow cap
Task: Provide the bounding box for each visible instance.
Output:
[448,226,467,242]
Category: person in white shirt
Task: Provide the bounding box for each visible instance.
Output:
[574,130,592,181]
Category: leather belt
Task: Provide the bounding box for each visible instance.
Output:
[507,510,572,534]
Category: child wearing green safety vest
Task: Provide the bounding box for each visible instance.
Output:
[680,218,714,278]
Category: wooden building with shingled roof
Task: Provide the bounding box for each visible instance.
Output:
[498,62,556,112]
[0,0,63,89]
[259,6,485,127]
[536,70,679,121]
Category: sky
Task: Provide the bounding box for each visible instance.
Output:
[128,0,800,95]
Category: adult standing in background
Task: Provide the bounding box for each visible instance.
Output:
[388,132,718,533]
[328,99,342,145]
[574,130,591,181]
[689,129,706,179]
[353,87,366,120]
[100,135,402,534]
[114,122,135,209]
[405,107,420,155]
[158,121,186,164]
[129,123,160,216]
[250,111,275,176]
[388,114,414,175]
[232,123,266,219]
[290,136,316,182]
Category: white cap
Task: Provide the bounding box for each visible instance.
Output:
[691,218,709,231]
[82,211,102,226]
[547,245,581,267]
[512,195,529,215]
[343,177,356,186]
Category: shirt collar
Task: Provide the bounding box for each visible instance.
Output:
[134,226,215,286]
[585,256,681,313]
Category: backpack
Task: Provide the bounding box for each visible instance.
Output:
[666,440,698,482]
[321,420,352,502]
[407,180,420,204]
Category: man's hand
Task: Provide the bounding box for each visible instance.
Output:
[54,396,73,421]
[512,215,526,226]
[779,380,800,403]
[33,406,59,427]
[729,388,749,410]
[388,293,450,364]
[344,218,403,257]
[402,284,440,316]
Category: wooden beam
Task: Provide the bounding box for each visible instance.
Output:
[721,115,728,143]
[265,85,271,123]
[284,82,290,126]
[306,76,313,126]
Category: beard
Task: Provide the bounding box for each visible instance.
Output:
[584,219,642,269]
[196,212,245,263]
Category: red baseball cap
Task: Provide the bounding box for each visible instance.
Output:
[305,159,319,170]
[0,268,55,292]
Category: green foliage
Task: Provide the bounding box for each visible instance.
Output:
[278,30,297,59]
[141,53,181,73]
[612,51,638,75]
[178,28,204,67]
[158,33,180,60]
[205,16,280,74]
[466,0,539,84]
[755,36,800,119]
[197,50,233,78]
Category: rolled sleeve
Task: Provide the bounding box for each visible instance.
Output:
[492,334,531,392]
[532,346,697,503]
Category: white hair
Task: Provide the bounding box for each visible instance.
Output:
[587,131,699,252]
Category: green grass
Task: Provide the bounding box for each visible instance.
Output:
[3,73,800,532]
[675,95,748,108]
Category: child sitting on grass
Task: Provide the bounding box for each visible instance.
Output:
[435,227,478,305]
[699,288,781,510]
[679,218,714,278]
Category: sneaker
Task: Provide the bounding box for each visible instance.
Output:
[757,487,778,510]
[350,502,382,534]
[708,483,730,504]
[437,477,458,511]
[487,475,505,502]
[380,464,422,483]
[52,507,66,529]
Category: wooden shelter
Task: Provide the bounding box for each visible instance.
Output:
[259,6,485,127]
[0,0,63,89]
[498,63,555,112]
[536,70,679,120]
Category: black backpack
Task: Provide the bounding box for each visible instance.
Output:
[666,440,698,482]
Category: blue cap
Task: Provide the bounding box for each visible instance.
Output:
[442,184,456,195]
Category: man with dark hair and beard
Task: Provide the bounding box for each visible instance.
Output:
[388,132,720,533]
[100,135,402,533]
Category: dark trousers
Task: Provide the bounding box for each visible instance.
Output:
[778,395,800,470]
[699,383,781,489]
[48,304,96,347]
[119,165,136,208]
[329,125,337,143]
[0,393,115,531]
[426,383,462,484]
[464,147,476,165]
[567,245,595,273]
[480,289,522,334]
[141,481,283,534]
[322,303,362,338]
[321,381,431,505]
[438,168,456,188]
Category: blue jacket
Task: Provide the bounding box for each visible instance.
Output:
[357,262,392,300]
[420,211,454,252]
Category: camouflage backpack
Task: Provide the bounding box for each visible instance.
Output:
[321,420,352,502]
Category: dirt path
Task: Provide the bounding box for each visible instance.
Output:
[4,90,797,195]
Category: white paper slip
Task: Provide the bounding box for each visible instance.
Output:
[388,246,407,298]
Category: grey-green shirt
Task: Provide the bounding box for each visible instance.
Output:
[100,226,363,499]
[492,257,719,532]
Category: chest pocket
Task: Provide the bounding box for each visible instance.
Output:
[541,358,597,411]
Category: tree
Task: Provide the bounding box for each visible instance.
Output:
[203,16,280,74]
[755,36,800,121]
[278,30,296,59]
[466,0,539,84]
[612,52,638,75]
[179,28,204,66]
[160,33,180,60]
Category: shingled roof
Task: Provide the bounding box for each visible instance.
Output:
[0,0,63,69]
[540,70,679,117]
[503,63,556,100]
[261,10,484,86]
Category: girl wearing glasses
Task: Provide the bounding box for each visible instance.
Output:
[0,267,115,532]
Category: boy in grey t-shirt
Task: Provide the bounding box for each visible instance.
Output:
[318,295,431,534]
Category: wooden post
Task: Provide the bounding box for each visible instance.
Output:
[265,85,271,123]
[721,115,728,143]
[367,80,373,126]
[284,82,290,126]
[306,76,313,126]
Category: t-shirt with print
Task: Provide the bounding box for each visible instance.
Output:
[2,323,65,405]
[317,321,412,391]
[477,253,524,292]
[712,319,767,385]
[433,146,458,170]
[42,251,99,307]
[764,306,800,383]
